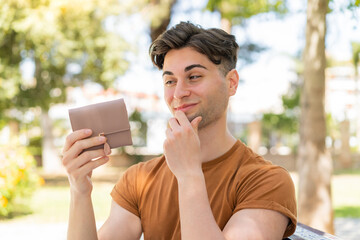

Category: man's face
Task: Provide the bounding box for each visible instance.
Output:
[162,47,231,129]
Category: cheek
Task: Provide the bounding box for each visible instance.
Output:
[164,89,174,106]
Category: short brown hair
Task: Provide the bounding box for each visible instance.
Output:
[149,22,239,76]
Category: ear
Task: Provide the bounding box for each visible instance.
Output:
[226,69,239,96]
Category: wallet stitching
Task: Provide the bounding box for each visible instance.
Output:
[103,127,130,135]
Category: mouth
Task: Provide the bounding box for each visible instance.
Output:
[173,103,198,112]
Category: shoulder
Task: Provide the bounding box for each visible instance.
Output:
[236,141,290,177]
[217,140,293,185]
[119,155,168,187]
[124,155,166,176]
[111,155,167,213]
[233,145,297,237]
[237,163,295,203]
[236,146,295,201]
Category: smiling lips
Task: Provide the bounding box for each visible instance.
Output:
[174,103,198,112]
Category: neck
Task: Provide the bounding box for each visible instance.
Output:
[197,113,237,163]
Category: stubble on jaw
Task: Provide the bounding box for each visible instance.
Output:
[185,83,229,130]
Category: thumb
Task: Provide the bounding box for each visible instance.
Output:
[191,116,202,133]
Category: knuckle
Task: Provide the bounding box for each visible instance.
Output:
[61,156,67,165]
[173,130,181,137]
[63,161,73,173]
[82,150,92,160]
[74,140,83,150]
[184,126,192,133]
[61,153,71,165]
[66,134,73,143]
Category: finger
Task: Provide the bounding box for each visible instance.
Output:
[163,129,173,155]
[168,117,181,131]
[191,116,202,134]
[65,148,107,173]
[63,136,107,164]
[63,129,92,153]
[165,128,172,139]
[104,142,111,155]
[75,156,110,178]
[174,111,191,127]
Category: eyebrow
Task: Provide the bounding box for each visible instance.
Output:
[184,64,207,72]
[162,64,208,77]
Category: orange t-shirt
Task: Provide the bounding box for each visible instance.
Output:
[111,140,297,239]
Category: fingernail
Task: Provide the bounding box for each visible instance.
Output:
[104,142,111,155]
[98,136,106,142]
[85,129,92,134]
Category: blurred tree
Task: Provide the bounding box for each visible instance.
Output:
[339,119,352,168]
[0,0,129,172]
[298,0,334,233]
[148,0,178,42]
[0,0,24,129]
[206,0,287,32]
[122,0,178,41]
[262,86,300,150]
[352,42,360,151]
[298,0,360,233]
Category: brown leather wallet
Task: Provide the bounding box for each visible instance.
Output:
[68,98,133,151]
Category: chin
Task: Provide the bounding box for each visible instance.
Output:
[186,113,199,123]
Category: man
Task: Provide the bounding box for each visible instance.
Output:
[62,22,297,240]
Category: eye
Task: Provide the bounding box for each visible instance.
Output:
[164,79,176,86]
[189,75,201,80]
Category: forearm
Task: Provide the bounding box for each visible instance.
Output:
[177,174,226,240]
[67,190,98,240]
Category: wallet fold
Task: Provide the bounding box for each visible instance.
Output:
[68,98,133,151]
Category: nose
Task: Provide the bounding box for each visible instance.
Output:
[173,80,190,100]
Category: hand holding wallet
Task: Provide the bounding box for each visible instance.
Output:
[68,98,133,151]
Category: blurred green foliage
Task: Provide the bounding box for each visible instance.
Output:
[352,42,360,75]
[334,206,360,218]
[334,168,360,175]
[27,136,42,157]
[206,0,287,23]
[261,86,300,149]
[205,0,286,68]
[0,0,129,121]
[0,145,42,218]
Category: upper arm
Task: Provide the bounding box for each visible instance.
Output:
[98,200,142,240]
[223,209,289,240]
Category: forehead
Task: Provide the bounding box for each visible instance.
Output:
[163,47,213,71]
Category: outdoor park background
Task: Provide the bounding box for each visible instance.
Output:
[1,0,360,239]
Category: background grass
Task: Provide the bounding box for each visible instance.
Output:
[332,172,360,218]
[334,168,360,175]
[1,182,114,223]
[334,206,360,218]
[1,168,359,224]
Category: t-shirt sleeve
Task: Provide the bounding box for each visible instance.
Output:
[111,164,140,217]
[234,165,297,238]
